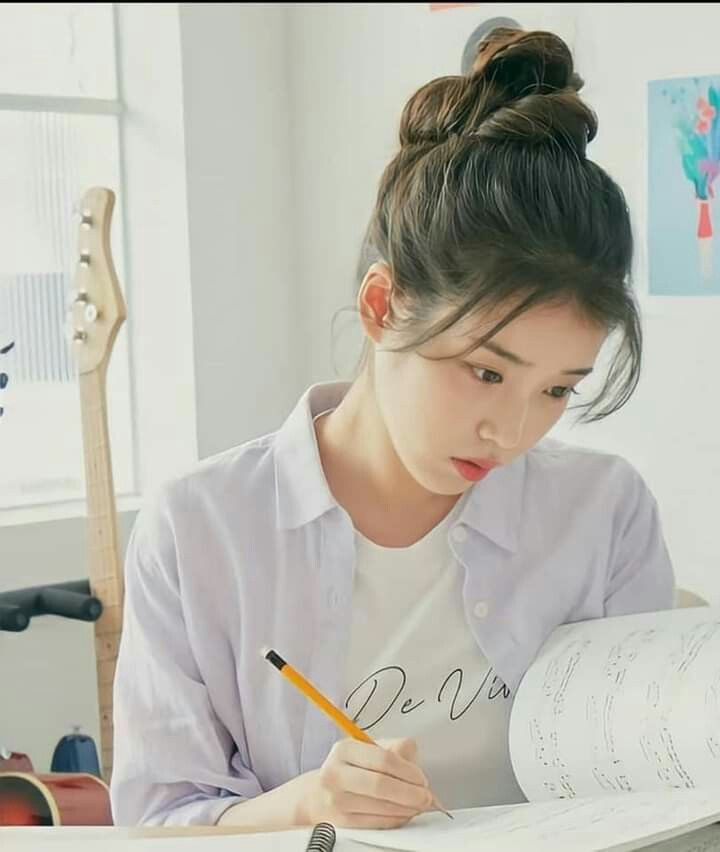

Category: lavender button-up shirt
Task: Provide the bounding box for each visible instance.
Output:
[110,382,675,826]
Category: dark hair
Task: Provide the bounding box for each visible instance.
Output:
[357,27,639,423]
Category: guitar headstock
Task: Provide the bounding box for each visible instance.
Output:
[67,188,126,375]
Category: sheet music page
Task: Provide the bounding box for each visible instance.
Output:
[340,788,720,852]
[508,607,720,801]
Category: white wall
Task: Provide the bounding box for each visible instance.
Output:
[288,2,720,604]
[180,3,302,458]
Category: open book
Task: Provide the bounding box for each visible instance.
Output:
[337,605,720,852]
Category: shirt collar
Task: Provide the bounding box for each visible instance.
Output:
[455,453,527,553]
[274,380,527,551]
[274,381,351,530]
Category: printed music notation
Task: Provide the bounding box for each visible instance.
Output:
[509,607,720,802]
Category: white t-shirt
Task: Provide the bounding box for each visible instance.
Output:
[343,505,527,809]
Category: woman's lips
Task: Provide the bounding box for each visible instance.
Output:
[451,457,499,482]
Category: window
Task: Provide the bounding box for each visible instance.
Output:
[0,4,135,513]
[0,4,198,525]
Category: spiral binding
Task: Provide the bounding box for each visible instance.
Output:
[306,821,336,851]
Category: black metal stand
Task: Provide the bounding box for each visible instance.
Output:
[0,580,103,632]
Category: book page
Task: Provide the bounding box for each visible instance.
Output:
[339,788,720,852]
[509,606,720,801]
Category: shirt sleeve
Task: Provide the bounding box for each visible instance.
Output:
[603,465,676,617]
[110,487,263,826]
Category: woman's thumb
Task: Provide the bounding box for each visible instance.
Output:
[379,737,419,762]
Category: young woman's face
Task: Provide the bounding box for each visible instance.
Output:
[371,296,607,496]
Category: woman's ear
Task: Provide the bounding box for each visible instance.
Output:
[357,263,394,343]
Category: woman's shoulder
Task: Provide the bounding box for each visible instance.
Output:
[133,430,282,538]
[528,435,642,475]
[524,436,654,509]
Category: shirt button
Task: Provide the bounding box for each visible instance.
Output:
[473,601,489,619]
[451,526,467,543]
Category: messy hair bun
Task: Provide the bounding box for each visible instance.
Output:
[399,29,596,156]
[359,27,640,423]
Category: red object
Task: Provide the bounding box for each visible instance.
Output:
[698,199,713,239]
[0,752,33,773]
[0,772,112,826]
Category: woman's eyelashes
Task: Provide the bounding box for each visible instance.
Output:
[471,366,503,385]
[546,385,579,399]
[468,365,580,400]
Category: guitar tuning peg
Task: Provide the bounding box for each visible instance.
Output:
[65,323,87,345]
[84,303,99,324]
[79,252,91,267]
[66,290,89,312]
[72,201,92,226]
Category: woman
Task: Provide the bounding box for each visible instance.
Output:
[110,27,674,829]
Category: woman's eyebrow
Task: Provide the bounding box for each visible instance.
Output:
[479,340,593,376]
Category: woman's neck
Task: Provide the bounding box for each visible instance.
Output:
[314,372,461,546]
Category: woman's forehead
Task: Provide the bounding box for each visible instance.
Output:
[445,297,600,335]
[427,300,607,363]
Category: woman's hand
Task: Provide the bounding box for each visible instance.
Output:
[296,737,433,829]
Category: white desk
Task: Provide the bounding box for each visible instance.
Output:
[0,826,381,852]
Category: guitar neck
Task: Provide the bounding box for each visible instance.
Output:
[78,367,124,780]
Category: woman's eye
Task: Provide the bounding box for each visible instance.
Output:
[472,367,503,384]
[547,386,578,399]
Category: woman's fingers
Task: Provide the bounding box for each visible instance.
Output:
[333,738,429,787]
[333,760,433,811]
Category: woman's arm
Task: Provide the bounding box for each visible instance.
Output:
[604,467,675,617]
[110,497,264,826]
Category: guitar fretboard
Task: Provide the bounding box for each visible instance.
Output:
[79,367,124,780]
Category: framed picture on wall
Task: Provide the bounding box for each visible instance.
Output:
[648,74,720,297]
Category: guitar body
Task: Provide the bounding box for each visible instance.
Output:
[0,772,111,826]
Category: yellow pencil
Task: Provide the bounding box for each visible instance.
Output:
[262,647,453,820]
